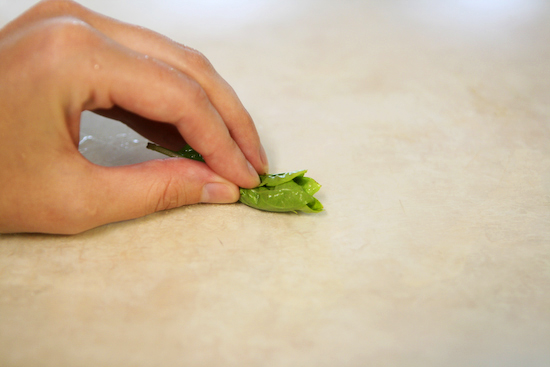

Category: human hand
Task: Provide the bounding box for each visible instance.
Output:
[0,0,269,234]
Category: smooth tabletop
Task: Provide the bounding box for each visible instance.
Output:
[1,1,549,366]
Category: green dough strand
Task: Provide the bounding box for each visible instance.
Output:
[147,143,323,213]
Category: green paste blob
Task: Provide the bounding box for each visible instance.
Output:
[147,143,323,213]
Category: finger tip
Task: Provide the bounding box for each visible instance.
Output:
[201,182,240,204]
[247,160,262,186]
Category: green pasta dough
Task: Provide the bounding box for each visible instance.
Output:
[239,170,323,213]
[147,143,323,213]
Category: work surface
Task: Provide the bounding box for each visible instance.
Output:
[1,0,549,366]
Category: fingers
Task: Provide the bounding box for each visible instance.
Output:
[92,13,269,174]
[74,27,260,188]
[5,0,269,175]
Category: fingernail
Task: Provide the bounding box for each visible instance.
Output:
[259,144,269,174]
[201,183,239,203]
[247,160,260,184]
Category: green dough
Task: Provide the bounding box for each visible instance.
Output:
[147,143,323,213]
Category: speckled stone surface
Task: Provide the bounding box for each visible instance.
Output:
[1,1,549,366]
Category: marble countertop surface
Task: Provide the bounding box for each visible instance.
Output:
[1,0,549,366]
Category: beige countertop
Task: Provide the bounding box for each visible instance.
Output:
[1,0,549,366]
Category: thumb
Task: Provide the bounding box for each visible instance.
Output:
[86,158,240,229]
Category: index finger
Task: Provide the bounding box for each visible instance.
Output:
[83,30,261,188]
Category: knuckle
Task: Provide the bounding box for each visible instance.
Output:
[1,11,100,80]
[149,174,189,213]
[33,0,80,14]
[187,80,210,107]
[42,18,96,51]
[185,48,215,74]
[24,18,98,73]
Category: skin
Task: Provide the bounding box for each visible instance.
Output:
[0,0,269,234]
